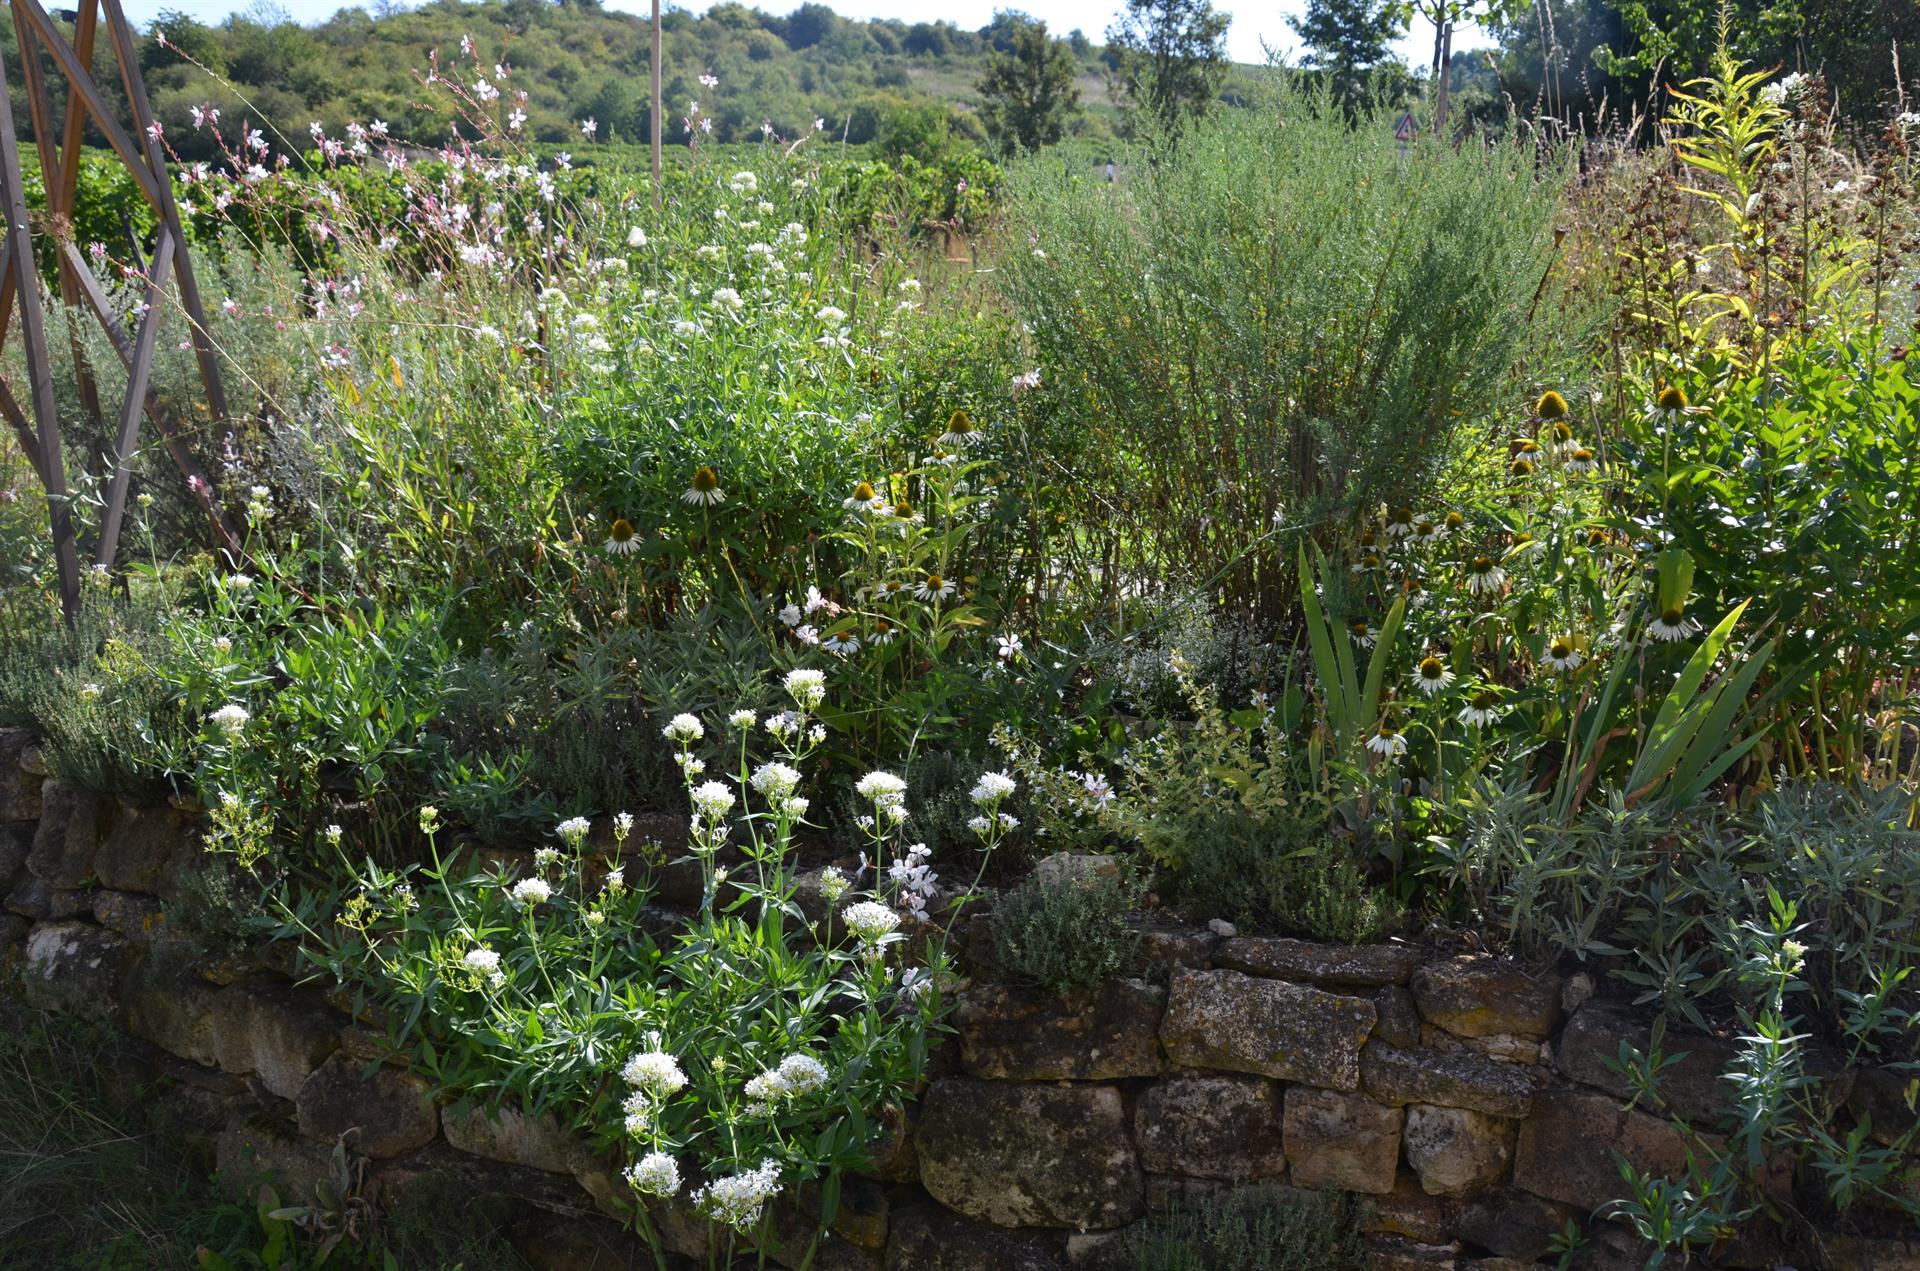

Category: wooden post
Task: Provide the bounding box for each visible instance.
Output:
[650,0,662,211]
[1433,20,1454,139]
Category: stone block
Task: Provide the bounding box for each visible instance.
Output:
[21,919,130,1016]
[957,977,1164,1080]
[214,984,344,1100]
[296,1051,438,1159]
[1362,1042,1538,1117]
[1214,937,1424,989]
[1134,1075,1286,1180]
[122,954,224,1065]
[1130,915,1217,971]
[1403,1105,1514,1197]
[442,1100,582,1176]
[1282,1086,1402,1195]
[216,1114,339,1204]
[1410,956,1560,1041]
[93,800,189,893]
[92,890,167,944]
[884,1203,1067,1270]
[0,823,29,887]
[1452,1188,1578,1262]
[28,779,114,888]
[1029,852,1118,889]
[6,875,90,920]
[1366,1173,1454,1243]
[916,1077,1142,1230]
[1161,967,1376,1090]
[0,728,42,822]
[1511,1085,1694,1210]
[1374,984,1422,1048]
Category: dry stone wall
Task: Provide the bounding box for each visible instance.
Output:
[5,728,1920,1269]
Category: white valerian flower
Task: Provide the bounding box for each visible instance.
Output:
[969,771,1017,806]
[226,573,254,591]
[211,703,250,735]
[711,286,743,310]
[622,1048,688,1096]
[1465,557,1508,596]
[729,169,758,193]
[1457,690,1504,728]
[627,226,648,247]
[556,815,591,846]
[663,713,705,743]
[841,900,901,944]
[817,865,850,903]
[462,947,502,983]
[750,762,802,800]
[855,770,908,805]
[690,780,737,821]
[695,1159,782,1229]
[614,811,635,843]
[534,846,561,872]
[621,1089,652,1135]
[815,304,847,323]
[509,877,552,907]
[626,1151,681,1197]
[1365,724,1408,759]
[1413,655,1454,697]
[683,465,726,506]
[324,824,344,846]
[1543,636,1585,672]
[1647,606,1702,643]
[776,1052,829,1094]
[727,708,758,731]
[783,668,827,707]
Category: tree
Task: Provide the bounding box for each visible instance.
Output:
[1105,0,1230,137]
[1290,0,1407,105]
[977,16,1081,154]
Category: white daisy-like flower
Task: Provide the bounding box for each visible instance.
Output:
[938,410,984,447]
[690,780,736,821]
[1365,725,1408,759]
[1384,506,1416,539]
[663,713,704,743]
[783,668,827,707]
[970,771,1017,805]
[1543,636,1585,671]
[1457,690,1504,728]
[682,465,726,506]
[1647,606,1703,642]
[823,632,861,655]
[626,1151,680,1197]
[1413,655,1455,697]
[1465,557,1509,596]
[605,517,640,554]
[210,703,250,735]
[842,900,901,944]
[1348,619,1378,648]
[509,877,552,907]
[622,1049,688,1096]
[913,573,956,602]
[1410,514,1442,545]
[843,480,885,511]
[1564,447,1598,474]
[750,762,802,800]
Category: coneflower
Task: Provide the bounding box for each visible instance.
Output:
[1535,390,1570,420]
[1544,635,1584,672]
[1413,655,1455,697]
[1466,557,1508,595]
[605,517,640,555]
[683,465,726,506]
[1647,604,1702,642]
[1457,689,1504,728]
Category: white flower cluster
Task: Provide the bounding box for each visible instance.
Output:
[556,815,591,846]
[508,877,552,907]
[622,1048,689,1096]
[695,1158,782,1229]
[663,712,704,743]
[743,1052,830,1112]
[841,900,900,945]
[855,769,909,824]
[211,703,250,736]
[461,946,506,988]
[625,1150,681,1198]
[970,771,1017,805]
[783,667,827,708]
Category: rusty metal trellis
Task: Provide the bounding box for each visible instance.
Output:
[0,0,237,619]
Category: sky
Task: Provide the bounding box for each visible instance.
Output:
[118,0,1491,71]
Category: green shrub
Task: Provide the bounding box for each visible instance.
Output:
[1132,1187,1369,1271]
[990,868,1140,991]
[999,76,1591,623]
[1175,805,1399,944]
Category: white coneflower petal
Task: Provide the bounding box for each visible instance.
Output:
[1466,558,1509,596]
[1544,637,1585,672]
[1647,607,1702,642]
[1413,656,1455,697]
[682,465,726,506]
[1365,727,1407,759]
[605,517,640,554]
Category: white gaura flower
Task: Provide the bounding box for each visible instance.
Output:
[509,877,552,907]
[605,517,640,554]
[1647,606,1703,642]
[683,465,726,506]
[1465,557,1508,596]
[622,1048,688,1096]
[913,573,956,603]
[1457,690,1504,728]
[1543,636,1585,672]
[783,667,827,707]
[626,1151,680,1198]
[663,713,704,743]
[995,632,1023,660]
[690,780,736,821]
[1365,724,1408,759]
[750,762,802,800]
[842,900,901,944]
[970,771,1017,805]
[211,703,250,735]
[1413,655,1455,697]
